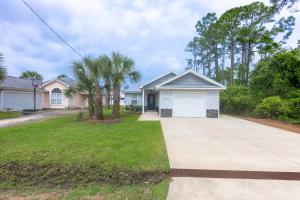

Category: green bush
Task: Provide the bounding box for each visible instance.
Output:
[254,96,290,119]
[286,97,300,120]
[125,105,142,113]
[220,85,255,114]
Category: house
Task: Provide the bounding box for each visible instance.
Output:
[41,77,87,109]
[0,76,46,110]
[124,70,226,118]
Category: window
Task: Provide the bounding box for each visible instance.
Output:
[51,88,62,104]
[131,94,138,105]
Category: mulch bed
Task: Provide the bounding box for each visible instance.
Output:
[238,116,300,134]
[170,168,300,180]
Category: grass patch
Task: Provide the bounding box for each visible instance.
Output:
[0,111,169,198]
[0,111,22,119]
[0,181,169,200]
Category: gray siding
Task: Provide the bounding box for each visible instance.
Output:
[142,73,177,90]
[162,73,217,88]
[125,93,142,106]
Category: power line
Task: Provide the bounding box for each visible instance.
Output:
[21,0,84,59]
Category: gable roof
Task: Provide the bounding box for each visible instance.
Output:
[0,76,46,92]
[139,72,178,89]
[42,77,76,88]
[156,70,226,90]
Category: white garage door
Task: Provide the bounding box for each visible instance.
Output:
[3,91,42,110]
[173,92,206,117]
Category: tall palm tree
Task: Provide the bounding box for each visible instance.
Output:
[0,53,7,81]
[71,58,95,119]
[20,70,43,80]
[110,52,141,119]
[101,55,112,109]
[86,56,105,120]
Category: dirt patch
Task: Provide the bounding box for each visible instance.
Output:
[0,162,168,189]
[239,116,300,134]
[86,118,122,124]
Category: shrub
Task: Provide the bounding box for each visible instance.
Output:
[76,112,84,121]
[286,97,300,120]
[220,85,255,114]
[254,96,290,119]
[125,105,142,113]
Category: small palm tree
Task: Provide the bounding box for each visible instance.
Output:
[71,58,95,119]
[110,52,141,119]
[0,53,7,81]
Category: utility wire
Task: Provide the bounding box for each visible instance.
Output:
[22,0,84,59]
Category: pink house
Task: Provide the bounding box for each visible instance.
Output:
[41,77,88,109]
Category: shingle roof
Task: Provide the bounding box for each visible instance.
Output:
[43,77,77,87]
[0,76,46,92]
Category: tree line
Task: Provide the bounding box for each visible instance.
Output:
[186,0,300,122]
[186,1,296,85]
[0,52,140,120]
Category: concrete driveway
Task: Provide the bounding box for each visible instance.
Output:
[160,116,300,200]
[0,110,81,128]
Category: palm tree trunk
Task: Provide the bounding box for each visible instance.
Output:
[94,84,103,120]
[88,94,95,119]
[112,81,120,119]
[105,79,111,109]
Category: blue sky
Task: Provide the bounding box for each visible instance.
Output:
[1,0,300,86]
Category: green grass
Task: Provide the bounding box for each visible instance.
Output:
[0,111,170,199]
[0,180,169,199]
[0,111,22,119]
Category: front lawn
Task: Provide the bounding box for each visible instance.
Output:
[0,111,22,119]
[0,112,169,199]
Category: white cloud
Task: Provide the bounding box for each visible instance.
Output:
[1,0,299,82]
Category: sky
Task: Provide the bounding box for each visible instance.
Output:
[1,0,300,86]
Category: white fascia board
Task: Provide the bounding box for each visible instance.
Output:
[155,69,226,89]
[139,71,178,89]
[157,87,226,90]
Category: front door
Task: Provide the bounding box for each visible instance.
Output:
[147,93,156,111]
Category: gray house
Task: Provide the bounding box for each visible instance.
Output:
[0,76,45,110]
[124,70,226,118]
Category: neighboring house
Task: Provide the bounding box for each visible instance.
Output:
[0,76,45,110]
[102,91,125,106]
[41,77,87,109]
[124,70,226,118]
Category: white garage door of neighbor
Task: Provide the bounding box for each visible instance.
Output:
[3,92,42,110]
[173,92,206,117]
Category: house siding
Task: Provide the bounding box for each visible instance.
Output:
[42,81,68,109]
[124,93,142,106]
[142,73,177,90]
[162,73,217,88]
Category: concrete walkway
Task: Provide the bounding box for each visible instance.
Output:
[138,112,160,121]
[161,116,300,200]
[0,110,81,128]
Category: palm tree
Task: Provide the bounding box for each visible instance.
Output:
[86,56,105,120]
[101,55,112,109]
[70,58,95,119]
[57,74,68,78]
[110,52,141,119]
[20,70,43,80]
[20,70,43,110]
[0,53,7,81]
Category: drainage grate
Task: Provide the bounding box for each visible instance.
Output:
[170,168,300,181]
